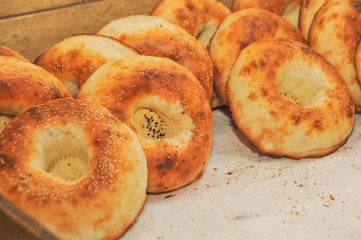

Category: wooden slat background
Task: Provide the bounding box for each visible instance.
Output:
[0,0,232,239]
[0,0,232,62]
[0,0,82,18]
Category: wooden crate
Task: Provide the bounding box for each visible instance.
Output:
[0,0,232,62]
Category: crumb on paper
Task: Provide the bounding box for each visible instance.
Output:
[164,194,176,199]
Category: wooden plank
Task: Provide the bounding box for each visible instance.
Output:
[0,209,40,240]
[0,0,232,62]
[0,0,159,62]
[221,0,232,8]
[0,0,82,18]
[0,194,58,240]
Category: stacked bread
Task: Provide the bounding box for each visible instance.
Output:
[207,0,357,159]
[232,0,302,27]
[0,0,360,239]
[0,47,148,239]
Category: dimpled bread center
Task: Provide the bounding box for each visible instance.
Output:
[48,156,88,181]
[133,108,167,139]
[32,127,90,182]
[0,115,13,133]
[277,60,327,106]
[131,96,195,142]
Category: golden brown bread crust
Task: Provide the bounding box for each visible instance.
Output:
[151,0,230,109]
[35,34,138,97]
[0,46,29,62]
[0,56,71,116]
[227,38,355,159]
[232,0,301,26]
[308,0,361,112]
[299,0,329,40]
[151,0,231,43]
[356,38,361,86]
[0,98,148,240]
[209,8,305,104]
[232,0,287,14]
[97,15,213,102]
[77,55,212,193]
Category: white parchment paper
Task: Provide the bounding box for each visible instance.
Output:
[123,107,361,240]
